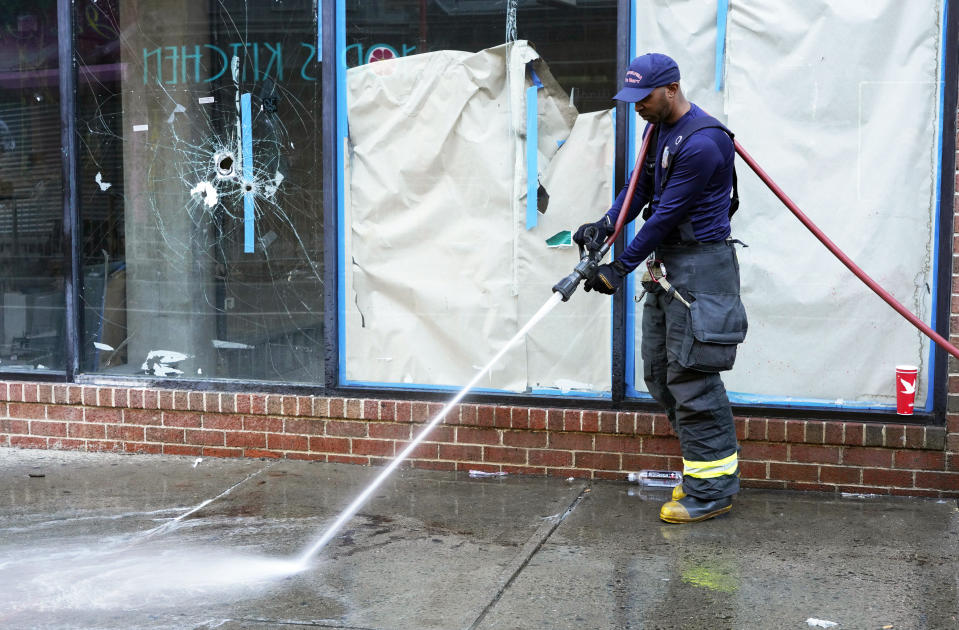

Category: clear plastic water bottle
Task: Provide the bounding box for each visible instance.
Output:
[627,469,682,487]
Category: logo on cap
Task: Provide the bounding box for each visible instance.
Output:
[625,70,643,86]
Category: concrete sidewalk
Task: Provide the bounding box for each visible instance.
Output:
[0,447,955,630]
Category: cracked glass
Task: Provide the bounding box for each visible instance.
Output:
[0,1,64,373]
[75,0,323,383]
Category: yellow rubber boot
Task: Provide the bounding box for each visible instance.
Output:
[671,483,686,501]
[660,495,732,524]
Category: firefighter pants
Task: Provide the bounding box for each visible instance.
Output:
[640,241,747,500]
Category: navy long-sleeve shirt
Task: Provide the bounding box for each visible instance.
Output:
[605,103,735,272]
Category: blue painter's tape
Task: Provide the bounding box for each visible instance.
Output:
[316,1,322,62]
[526,84,539,230]
[241,92,254,253]
[715,0,729,91]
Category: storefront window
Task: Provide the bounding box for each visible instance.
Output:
[75,0,323,383]
[0,1,64,373]
[342,0,619,395]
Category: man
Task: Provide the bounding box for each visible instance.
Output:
[574,53,747,524]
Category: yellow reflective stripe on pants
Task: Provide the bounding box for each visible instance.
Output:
[683,452,738,479]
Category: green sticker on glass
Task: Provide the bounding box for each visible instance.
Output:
[546,230,572,247]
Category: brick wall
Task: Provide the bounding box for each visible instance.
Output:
[0,382,955,497]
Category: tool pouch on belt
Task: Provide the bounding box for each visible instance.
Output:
[679,292,747,372]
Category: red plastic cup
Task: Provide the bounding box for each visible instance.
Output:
[896,365,918,415]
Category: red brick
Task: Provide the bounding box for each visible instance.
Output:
[352,439,394,457]
[439,443,483,461]
[251,394,268,415]
[412,460,456,472]
[843,447,893,468]
[285,418,326,435]
[529,449,573,467]
[948,452,959,472]
[379,401,396,421]
[746,418,767,440]
[162,444,202,456]
[244,416,283,432]
[884,425,906,448]
[457,427,500,445]
[547,409,564,431]
[785,420,805,442]
[617,413,636,434]
[172,391,188,409]
[235,394,252,414]
[621,453,677,472]
[201,447,242,458]
[106,425,145,441]
[741,478,787,490]
[394,401,412,423]
[123,442,163,454]
[915,471,959,490]
[594,434,642,453]
[159,391,174,409]
[10,435,47,448]
[741,442,788,461]
[46,406,83,421]
[495,407,513,428]
[484,446,527,464]
[767,419,786,442]
[598,411,617,433]
[862,469,914,488]
[894,450,946,470]
[503,465,546,476]
[805,422,824,444]
[267,395,284,415]
[503,431,547,448]
[738,460,767,479]
[652,416,673,436]
[217,392,234,413]
[8,403,45,420]
[549,432,593,451]
[529,408,547,430]
[642,436,681,456]
[68,423,106,439]
[309,436,351,453]
[563,410,581,432]
[185,430,225,446]
[0,418,29,433]
[458,463,499,474]
[88,408,123,424]
[326,420,369,438]
[903,425,925,449]
[7,383,21,401]
[547,468,589,479]
[403,442,438,459]
[787,482,834,493]
[86,440,119,452]
[823,422,843,445]
[284,396,301,416]
[203,414,243,431]
[412,402,431,423]
[146,427,185,443]
[634,414,654,435]
[820,466,862,485]
[82,387,97,406]
[36,385,53,403]
[267,434,309,451]
[790,444,841,465]
[369,423,411,440]
[575,451,621,471]
[843,423,865,446]
[226,432,267,449]
[421,425,454,443]
[581,411,599,433]
[31,421,67,437]
[159,411,198,428]
[131,389,148,408]
[769,462,818,482]
[327,453,367,464]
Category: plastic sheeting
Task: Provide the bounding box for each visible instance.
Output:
[344,42,614,393]
[632,0,943,408]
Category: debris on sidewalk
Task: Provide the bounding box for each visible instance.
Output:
[805,618,838,628]
[468,470,508,478]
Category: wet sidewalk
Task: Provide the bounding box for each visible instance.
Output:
[0,447,955,630]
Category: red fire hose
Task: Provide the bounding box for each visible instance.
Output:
[733,141,959,361]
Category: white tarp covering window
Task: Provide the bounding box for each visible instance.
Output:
[344,42,614,393]
[632,0,944,408]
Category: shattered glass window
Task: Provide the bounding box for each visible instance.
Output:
[75,0,323,383]
[0,1,64,373]
[343,1,619,394]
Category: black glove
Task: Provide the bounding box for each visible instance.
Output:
[584,260,629,295]
[572,215,614,248]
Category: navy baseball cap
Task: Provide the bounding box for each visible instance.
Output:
[613,53,681,102]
